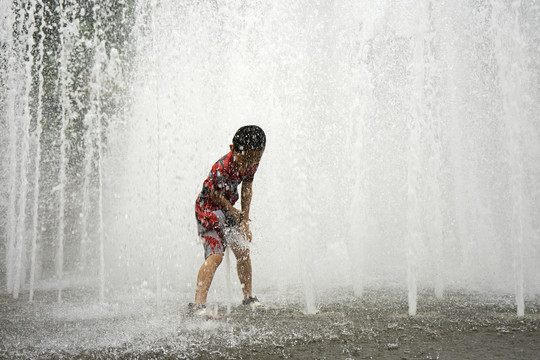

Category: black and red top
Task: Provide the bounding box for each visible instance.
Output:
[195,151,259,230]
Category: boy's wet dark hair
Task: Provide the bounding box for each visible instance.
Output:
[233,125,266,152]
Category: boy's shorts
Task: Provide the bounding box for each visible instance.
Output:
[196,210,249,259]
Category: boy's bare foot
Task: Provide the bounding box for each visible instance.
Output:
[187,303,222,320]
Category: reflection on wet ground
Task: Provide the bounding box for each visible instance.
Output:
[1,288,539,359]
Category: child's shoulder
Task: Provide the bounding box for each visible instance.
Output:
[213,152,231,168]
[209,152,231,175]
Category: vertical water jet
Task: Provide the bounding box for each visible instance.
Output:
[405,1,431,314]
[406,118,421,316]
[424,0,445,299]
[55,0,79,302]
[13,0,38,299]
[96,79,106,304]
[87,0,108,303]
[29,0,46,303]
[5,0,22,295]
[339,1,377,299]
[149,0,164,308]
[490,0,530,317]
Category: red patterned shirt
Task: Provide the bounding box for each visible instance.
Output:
[195,151,258,230]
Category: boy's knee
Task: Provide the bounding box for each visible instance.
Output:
[214,253,224,263]
[205,253,224,266]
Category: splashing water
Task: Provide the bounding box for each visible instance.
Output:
[1,0,539,319]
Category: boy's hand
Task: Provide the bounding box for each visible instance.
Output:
[210,187,252,241]
[229,208,243,225]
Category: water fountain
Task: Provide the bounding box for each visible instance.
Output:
[1,0,539,325]
[108,0,539,315]
[1,0,131,302]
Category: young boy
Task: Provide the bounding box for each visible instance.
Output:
[188,125,266,319]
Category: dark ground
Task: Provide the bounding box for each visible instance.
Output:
[1,288,539,359]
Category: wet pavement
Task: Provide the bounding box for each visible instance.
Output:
[1,288,539,359]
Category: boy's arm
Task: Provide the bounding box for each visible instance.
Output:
[210,189,242,223]
[241,181,253,221]
[210,182,253,221]
[241,182,253,242]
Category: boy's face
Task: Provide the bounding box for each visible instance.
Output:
[230,144,264,173]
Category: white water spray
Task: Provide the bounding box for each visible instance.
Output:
[13,0,38,299]
[55,1,77,302]
[490,0,530,317]
[225,248,232,315]
[29,0,46,303]
[5,0,21,295]
[1,1,539,319]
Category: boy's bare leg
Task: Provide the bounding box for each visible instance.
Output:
[194,253,224,304]
[231,245,252,300]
